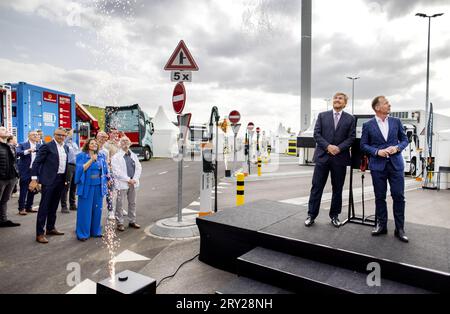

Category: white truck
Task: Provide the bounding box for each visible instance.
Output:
[391,110,450,176]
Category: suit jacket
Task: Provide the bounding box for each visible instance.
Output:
[360,117,408,171]
[31,140,69,186]
[16,141,41,179]
[313,110,356,165]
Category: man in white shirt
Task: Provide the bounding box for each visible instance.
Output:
[112,136,142,231]
[16,131,41,215]
[30,127,69,244]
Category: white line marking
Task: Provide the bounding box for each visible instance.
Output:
[158,171,168,175]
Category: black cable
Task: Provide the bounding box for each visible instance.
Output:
[156,253,200,288]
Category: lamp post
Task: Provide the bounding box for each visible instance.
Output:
[346,76,360,115]
[415,12,444,178]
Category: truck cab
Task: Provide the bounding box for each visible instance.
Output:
[105,104,154,161]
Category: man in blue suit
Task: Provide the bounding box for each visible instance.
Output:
[361,96,409,242]
[16,130,41,215]
[29,127,69,244]
[305,93,356,228]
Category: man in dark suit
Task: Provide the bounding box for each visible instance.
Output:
[29,127,69,244]
[361,96,409,242]
[16,130,41,215]
[305,92,356,228]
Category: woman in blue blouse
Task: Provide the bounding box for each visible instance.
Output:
[74,138,109,241]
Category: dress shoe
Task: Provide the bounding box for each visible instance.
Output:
[129,222,141,229]
[36,235,49,244]
[78,238,88,242]
[46,229,65,236]
[371,225,388,236]
[26,208,38,213]
[304,216,315,227]
[117,224,125,231]
[61,208,70,214]
[395,230,409,243]
[70,206,77,211]
[18,210,27,216]
[0,220,21,227]
[331,217,341,228]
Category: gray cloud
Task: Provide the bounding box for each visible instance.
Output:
[363,0,448,18]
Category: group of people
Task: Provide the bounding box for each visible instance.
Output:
[306,93,410,243]
[0,126,142,244]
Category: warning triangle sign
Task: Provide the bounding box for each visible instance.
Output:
[164,40,199,71]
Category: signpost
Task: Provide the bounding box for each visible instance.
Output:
[165,40,198,223]
[247,122,255,175]
[229,110,241,175]
[256,127,261,157]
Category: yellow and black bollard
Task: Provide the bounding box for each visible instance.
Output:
[257,157,262,176]
[236,173,245,206]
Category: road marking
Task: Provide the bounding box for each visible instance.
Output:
[66,279,96,294]
[219,182,231,186]
[113,249,150,263]
[189,201,200,206]
[92,269,101,275]
[158,171,168,175]
[184,165,189,168]
[182,208,199,214]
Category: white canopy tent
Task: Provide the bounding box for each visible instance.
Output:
[152,106,178,158]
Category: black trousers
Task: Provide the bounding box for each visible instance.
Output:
[60,164,77,210]
[18,177,36,211]
[308,161,347,219]
[36,174,66,236]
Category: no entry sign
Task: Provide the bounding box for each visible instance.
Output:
[172,82,186,114]
[256,127,260,134]
[229,110,241,124]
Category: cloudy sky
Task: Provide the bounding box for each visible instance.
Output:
[1,0,449,134]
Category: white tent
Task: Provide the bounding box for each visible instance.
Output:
[152,106,178,158]
[273,122,290,154]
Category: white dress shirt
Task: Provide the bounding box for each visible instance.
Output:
[24,141,37,168]
[375,116,389,141]
[54,140,67,174]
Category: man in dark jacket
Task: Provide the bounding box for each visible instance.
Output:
[0,127,20,228]
[16,130,41,215]
[305,93,356,228]
[30,127,69,243]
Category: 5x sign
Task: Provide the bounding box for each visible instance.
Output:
[171,71,192,82]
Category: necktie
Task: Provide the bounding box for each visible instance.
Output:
[334,112,340,130]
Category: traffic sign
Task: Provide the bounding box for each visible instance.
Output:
[229,110,241,124]
[171,71,192,82]
[172,82,186,114]
[177,113,192,142]
[164,40,199,71]
[231,123,241,135]
[256,127,261,134]
[247,122,254,131]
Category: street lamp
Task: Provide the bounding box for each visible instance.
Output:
[347,76,360,115]
[415,12,444,179]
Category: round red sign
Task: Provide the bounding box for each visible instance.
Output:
[247,122,254,131]
[172,82,186,114]
[256,127,260,134]
[229,110,241,124]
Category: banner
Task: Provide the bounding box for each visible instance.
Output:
[427,102,433,158]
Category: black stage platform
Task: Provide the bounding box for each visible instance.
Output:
[197,200,450,294]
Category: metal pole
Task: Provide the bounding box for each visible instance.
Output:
[301,0,312,132]
[177,124,183,222]
[247,132,251,175]
[424,17,431,180]
[233,133,237,175]
[214,120,218,213]
[352,79,355,115]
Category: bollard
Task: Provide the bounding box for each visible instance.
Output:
[236,173,245,206]
[257,157,262,177]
